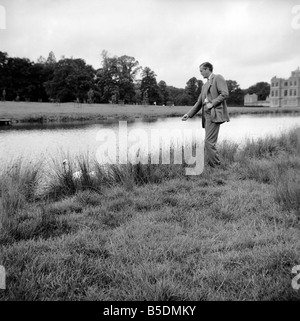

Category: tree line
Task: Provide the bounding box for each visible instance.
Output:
[0,50,270,106]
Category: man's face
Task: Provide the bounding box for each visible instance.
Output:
[199,66,210,79]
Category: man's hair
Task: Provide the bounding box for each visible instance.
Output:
[200,62,213,72]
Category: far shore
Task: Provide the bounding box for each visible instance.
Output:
[1,101,300,124]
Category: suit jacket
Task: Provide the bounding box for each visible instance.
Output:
[187,73,230,128]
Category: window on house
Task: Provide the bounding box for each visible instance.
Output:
[290,89,293,96]
[295,89,297,96]
[276,82,278,86]
[295,80,298,86]
[284,81,288,86]
[284,90,288,96]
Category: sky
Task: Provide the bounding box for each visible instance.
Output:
[0,0,300,89]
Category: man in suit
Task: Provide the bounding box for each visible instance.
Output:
[182,62,229,168]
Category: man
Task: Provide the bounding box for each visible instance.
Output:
[182,62,229,168]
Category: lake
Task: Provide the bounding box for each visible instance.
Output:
[1,113,300,167]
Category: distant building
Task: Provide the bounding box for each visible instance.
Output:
[270,67,300,107]
[244,93,258,106]
[244,93,270,107]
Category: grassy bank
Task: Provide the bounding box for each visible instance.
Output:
[0,101,300,124]
[0,128,300,300]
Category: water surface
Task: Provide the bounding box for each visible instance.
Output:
[1,114,300,166]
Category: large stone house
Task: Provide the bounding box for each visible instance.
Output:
[270,68,300,107]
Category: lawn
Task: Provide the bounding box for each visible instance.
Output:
[1,101,300,123]
[0,128,300,300]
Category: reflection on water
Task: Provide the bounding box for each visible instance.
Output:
[0,114,300,166]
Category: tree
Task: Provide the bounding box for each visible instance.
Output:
[226,80,244,106]
[133,80,142,104]
[87,88,94,103]
[0,51,57,102]
[158,80,169,105]
[26,63,51,101]
[95,51,141,103]
[196,79,203,99]
[185,77,203,105]
[246,82,270,101]
[166,86,184,105]
[96,59,118,103]
[46,51,57,65]
[37,55,46,64]
[0,51,9,95]
[140,67,161,104]
[117,55,141,103]
[44,58,95,102]
[4,56,33,101]
[96,60,119,103]
[175,93,192,106]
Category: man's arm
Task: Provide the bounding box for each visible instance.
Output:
[211,74,228,107]
[186,91,203,118]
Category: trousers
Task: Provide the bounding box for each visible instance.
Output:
[204,109,221,167]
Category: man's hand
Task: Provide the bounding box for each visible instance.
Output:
[206,102,213,109]
[204,102,213,112]
[181,114,189,121]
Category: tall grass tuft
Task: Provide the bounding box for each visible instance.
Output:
[112,147,187,186]
[0,158,42,201]
[0,158,42,230]
[274,169,300,213]
[106,159,185,188]
[44,156,105,199]
[238,127,300,160]
[236,158,276,183]
[239,136,280,159]
[34,142,193,200]
[97,146,187,188]
[218,140,239,165]
[275,127,300,155]
[44,158,78,199]
[234,128,300,184]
